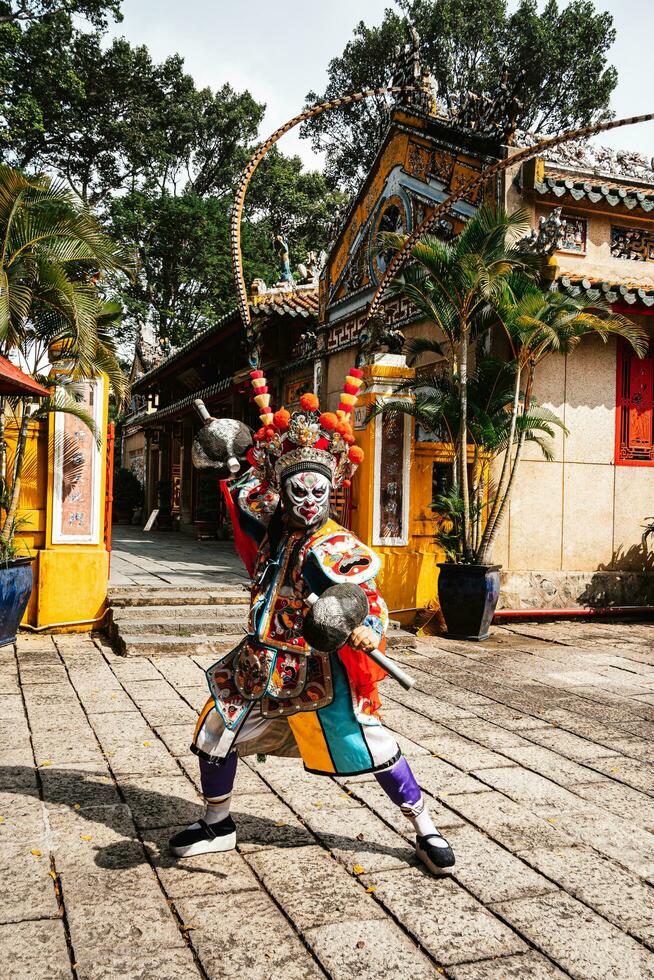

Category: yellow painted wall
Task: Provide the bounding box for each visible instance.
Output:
[6,377,111,632]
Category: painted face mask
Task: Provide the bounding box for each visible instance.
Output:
[281,470,331,529]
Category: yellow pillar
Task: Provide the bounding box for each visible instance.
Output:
[31,374,110,631]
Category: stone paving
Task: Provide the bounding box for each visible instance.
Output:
[2,619,654,979]
[109,526,248,589]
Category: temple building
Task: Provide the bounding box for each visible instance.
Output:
[123,57,654,616]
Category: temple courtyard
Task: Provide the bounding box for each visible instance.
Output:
[2,614,654,979]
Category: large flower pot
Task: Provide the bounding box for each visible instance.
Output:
[0,557,35,647]
[437,562,501,641]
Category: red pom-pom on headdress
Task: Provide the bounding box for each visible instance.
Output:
[272,408,291,431]
[348,446,364,464]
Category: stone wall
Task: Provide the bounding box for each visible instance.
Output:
[498,569,654,610]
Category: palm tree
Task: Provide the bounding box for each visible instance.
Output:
[367,354,567,561]
[375,208,648,566]
[0,165,131,551]
[380,204,537,558]
[476,279,648,562]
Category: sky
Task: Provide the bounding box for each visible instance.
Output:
[106,0,654,171]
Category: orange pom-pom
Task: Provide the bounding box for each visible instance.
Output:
[264,427,275,439]
[348,446,364,464]
[342,479,351,488]
[254,427,266,441]
[272,408,291,431]
[319,412,338,430]
[342,429,355,445]
[299,392,320,412]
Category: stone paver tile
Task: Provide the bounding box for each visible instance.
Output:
[445,823,557,904]
[0,919,71,979]
[304,916,438,978]
[75,945,201,980]
[232,792,314,851]
[419,732,519,771]
[19,665,70,686]
[522,727,619,762]
[60,854,165,908]
[0,792,46,844]
[177,891,325,979]
[304,802,416,873]
[347,778,464,839]
[523,845,654,944]
[0,671,20,695]
[547,807,654,880]
[153,657,205,689]
[246,844,384,930]
[66,895,186,957]
[378,705,445,741]
[383,686,477,720]
[145,825,260,898]
[491,890,654,980]
[30,730,105,769]
[72,687,134,714]
[152,724,194,759]
[474,766,587,809]
[257,768,364,815]
[120,679,178,703]
[440,717,533,753]
[540,707,643,749]
[608,736,654,763]
[403,755,492,797]
[232,761,271,796]
[18,685,78,707]
[586,754,654,793]
[48,804,139,868]
[467,702,554,732]
[118,773,201,830]
[40,764,119,810]
[444,791,574,853]
[135,699,197,728]
[110,659,163,682]
[389,730,431,757]
[361,869,527,966]
[0,752,38,789]
[0,844,60,923]
[0,694,26,720]
[447,950,569,979]
[495,743,607,788]
[570,780,654,831]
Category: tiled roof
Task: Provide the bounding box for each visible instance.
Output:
[536,172,654,213]
[556,274,654,308]
[250,285,318,317]
[129,376,235,427]
[133,309,240,391]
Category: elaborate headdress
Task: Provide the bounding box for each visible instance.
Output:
[247,368,365,490]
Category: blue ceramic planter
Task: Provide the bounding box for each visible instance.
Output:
[0,558,34,647]
[437,563,501,641]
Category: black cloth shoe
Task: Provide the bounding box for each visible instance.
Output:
[416,831,455,875]
[169,816,236,858]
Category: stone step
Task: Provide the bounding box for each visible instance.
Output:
[115,628,416,658]
[116,633,245,657]
[113,617,247,637]
[109,588,249,608]
[110,604,249,622]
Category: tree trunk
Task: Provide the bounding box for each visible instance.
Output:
[478,361,522,561]
[459,329,471,558]
[479,364,534,563]
[2,403,30,539]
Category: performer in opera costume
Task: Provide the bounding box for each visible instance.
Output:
[169,367,455,875]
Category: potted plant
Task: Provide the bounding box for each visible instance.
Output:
[113,467,143,524]
[373,205,646,639]
[0,166,130,640]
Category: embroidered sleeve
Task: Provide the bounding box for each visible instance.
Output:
[228,472,279,544]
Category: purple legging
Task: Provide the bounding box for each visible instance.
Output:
[200,752,421,808]
[200,753,238,799]
[374,755,422,807]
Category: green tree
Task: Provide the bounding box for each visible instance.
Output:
[373,212,647,564]
[0,164,129,548]
[0,0,120,26]
[303,0,617,192]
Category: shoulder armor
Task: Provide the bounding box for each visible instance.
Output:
[308,527,381,585]
[237,474,279,526]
